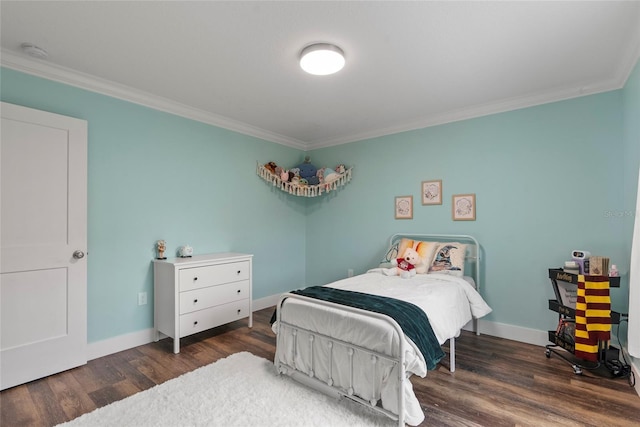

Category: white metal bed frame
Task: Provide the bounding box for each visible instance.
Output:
[274,234,481,426]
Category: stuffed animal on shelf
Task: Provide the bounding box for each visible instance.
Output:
[317,167,341,191]
[322,167,340,184]
[280,169,294,182]
[264,161,278,174]
[296,156,319,185]
[384,248,420,278]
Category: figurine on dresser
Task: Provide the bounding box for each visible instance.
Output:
[156,240,167,260]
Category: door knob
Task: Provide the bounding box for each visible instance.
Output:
[73,250,85,259]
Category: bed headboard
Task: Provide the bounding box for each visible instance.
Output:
[388,233,481,292]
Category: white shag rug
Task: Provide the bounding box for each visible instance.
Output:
[58,351,396,427]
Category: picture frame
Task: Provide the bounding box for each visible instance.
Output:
[394,195,413,219]
[421,180,442,205]
[452,193,476,221]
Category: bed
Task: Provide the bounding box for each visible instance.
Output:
[272,234,492,426]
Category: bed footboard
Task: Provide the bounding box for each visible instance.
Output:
[274,293,409,427]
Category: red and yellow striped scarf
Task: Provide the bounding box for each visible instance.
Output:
[574,275,611,362]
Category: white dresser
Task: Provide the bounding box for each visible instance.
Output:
[153,253,253,353]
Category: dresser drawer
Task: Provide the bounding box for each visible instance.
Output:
[179,261,249,292]
[179,299,250,337]
[179,280,250,314]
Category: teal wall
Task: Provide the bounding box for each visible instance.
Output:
[2,60,638,344]
[308,91,628,333]
[1,68,307,343]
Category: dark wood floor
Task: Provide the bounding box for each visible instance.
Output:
[2,307,639,427]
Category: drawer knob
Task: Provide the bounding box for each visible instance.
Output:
[193,277,198,281]
[194,299,198,303]
[237,289,241,294]
[237,270,241,275]
[237,309,241,314]
[194,321,198,326]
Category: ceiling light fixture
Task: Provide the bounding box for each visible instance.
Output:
[21,42,48,59]
[299,43,345,76]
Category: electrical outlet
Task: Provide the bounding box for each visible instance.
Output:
[347,269,354,278]
[138,292,147,306]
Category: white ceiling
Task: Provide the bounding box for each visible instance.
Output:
[2,1,640,150]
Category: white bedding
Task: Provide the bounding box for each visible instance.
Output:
[274,270,492,425]
[338,269,492,345]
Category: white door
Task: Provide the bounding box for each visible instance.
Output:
[0,102,87,390]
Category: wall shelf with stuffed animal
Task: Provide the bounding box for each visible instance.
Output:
[256,156,352,197]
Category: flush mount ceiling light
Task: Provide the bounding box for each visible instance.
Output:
[21,42,48,59]
[299,43,345,76]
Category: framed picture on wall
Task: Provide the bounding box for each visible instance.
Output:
[452,193,476,221]
[395,196,413,219]
[421,180,442,205]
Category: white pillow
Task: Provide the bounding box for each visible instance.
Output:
[428,242,467,277]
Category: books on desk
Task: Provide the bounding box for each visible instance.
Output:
[589,256,609,276]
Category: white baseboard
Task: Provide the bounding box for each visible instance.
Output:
[252,294,281,311]
[88,316,548,361]
[88,307,548,361]
[463,319,550,347]
[88,294,283,360]
[87,293,638,398]
[88,328,157,361]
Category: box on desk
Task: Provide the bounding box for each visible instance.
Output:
[589,256,609,276]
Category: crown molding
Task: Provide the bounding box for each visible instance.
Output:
[0,49,308,151]
[309,74,628,150]
[310,28,640,150]
[3,42,638,153]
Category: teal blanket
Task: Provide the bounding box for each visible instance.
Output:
[289,285,445,371]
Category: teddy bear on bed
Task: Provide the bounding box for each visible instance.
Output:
[383,248,421,278]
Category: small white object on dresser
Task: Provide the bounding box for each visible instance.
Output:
[153,253,253,353]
